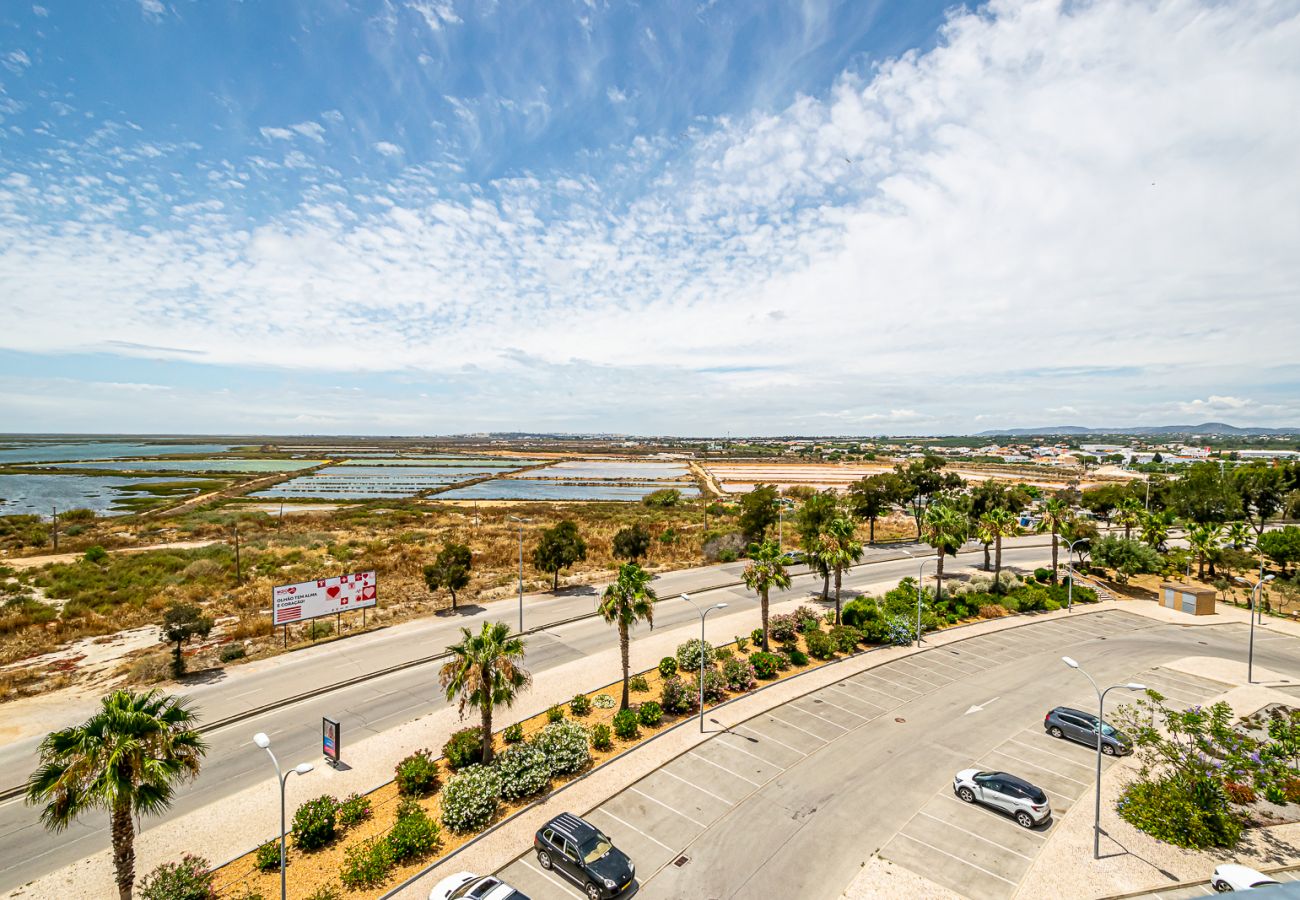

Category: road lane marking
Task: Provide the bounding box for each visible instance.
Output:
[824,683,884,712]
[764,711,830,740]
[917,811,1033,861]
[522,858,584,898]
[890,832,1018,886]
[807,693,870,720]
[659,768,734,805]
[734,723,807,756]
[714,732,790,766]
[1005,737,1094,773]
[936,792,1048,837]
[688,750,761,785]
[785,703,851,730]
[591,807,676,852]
[629,786,708,828]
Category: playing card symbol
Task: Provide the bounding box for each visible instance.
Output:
[326,586,341,598]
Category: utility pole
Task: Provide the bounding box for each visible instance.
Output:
[51,506,58,552]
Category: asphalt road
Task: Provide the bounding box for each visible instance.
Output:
[489,612,1300,900]
[0,539,1061,894]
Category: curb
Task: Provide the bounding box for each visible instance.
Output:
[1100,862,1300,898]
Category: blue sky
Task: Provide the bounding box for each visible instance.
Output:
[1,0,1298,435]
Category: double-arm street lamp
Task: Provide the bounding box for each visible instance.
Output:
[508,515,530,633]
[1235,573,1276,684]
[252,732,314,900]
[899,547,933,648]
[1061,658,1145,859]
[680,592,727,732]
[1064,538,1089,612]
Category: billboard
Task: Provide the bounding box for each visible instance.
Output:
[273,570,377,626]
[322,717,341,764]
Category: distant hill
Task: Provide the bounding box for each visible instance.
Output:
[974,422,1300,437]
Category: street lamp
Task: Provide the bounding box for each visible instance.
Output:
[899,547,934,649]
[1061,658,1144,859]
[507,516,529,633]
[252,732,314,900]
[1064,538,1089,612]
[680,593,727,732]
[1235,574,1276,684]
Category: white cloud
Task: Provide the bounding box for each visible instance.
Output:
[373,141,404,157]
[3,50,31,74]
[138,0,164,22]
[32,5,49,17]
[408,1,461,32]
[259,126,294,141]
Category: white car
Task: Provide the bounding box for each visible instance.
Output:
[1212,864,1281,892]
[429,872,530,900]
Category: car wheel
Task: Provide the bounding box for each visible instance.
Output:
[538,850,552,870]
[585,883,602,900]
[957,787,975,803]
[1102,743,1116,756]
[1049,726,1064,738]
[1212,880,1233,893]
[1015,811,1035,828]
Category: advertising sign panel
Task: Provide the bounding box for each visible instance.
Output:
[322,717,341,764]
[272,570,377,626]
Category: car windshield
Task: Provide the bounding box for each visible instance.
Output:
[1100,723,1118,737]
[581,834,612,864]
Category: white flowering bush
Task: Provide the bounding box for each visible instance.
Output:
[532,720,591,776]
[592,693,615,709]
[676,638,715,672]
[438,764,502,834]
[494,744,550,801]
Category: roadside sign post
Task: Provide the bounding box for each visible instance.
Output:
[322,717,341,768]
[272,571,378,629]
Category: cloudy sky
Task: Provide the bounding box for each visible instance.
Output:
[1,0,1298,436]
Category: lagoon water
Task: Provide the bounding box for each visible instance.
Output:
[0,441,232,464]
[436,479,700,501]
[0,474,183,517]
[45,459,321,473]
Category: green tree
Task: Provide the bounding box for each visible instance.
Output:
[424,541,473,610]
[741,540,791,652]
[532,520,587,591]
[846,473,899,544]
[921,502,968,601]
[597,563,657,711]
[979,508,1021,593]
[738,483,780,543]
[1091,535,1162,583]
[160,603,213,679]
[1114,497,1144,541]
[796,490,839,600]
[1225,521,1255,551]
[1170,462,1243,525]
[1258,526,1300,575]
[820,515,864,623]
[1233,464,1287,539]
[968,482,1030,570]
[26,690,206,900]
[1036,497,1070,583]
[1141,510,1176,551]
[438,621,530,765]
[611,524,652,562]
[1186,523,1222,581]
[894,457,963,539]
[1081,483,1127,523]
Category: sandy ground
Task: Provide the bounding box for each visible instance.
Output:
[1,539,219,569]
[840,858,966,900]
[238,503,356,515]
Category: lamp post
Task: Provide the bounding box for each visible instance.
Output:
[507,516,529,633]
[1235,574,1275,684]
[252,732,314,900]
[679,592,726,732]
[899,547,934,648]
[1061,658,1144,859]
[1064,538,1089,612]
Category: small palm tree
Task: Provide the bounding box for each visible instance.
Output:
[1187,523,1222,580]
[1226,521,1254,551]
[980,508,1022,594]
[818,514,864,624]
[921,503,969,601]
[598,563,657,711]
[1115,497,1143,541]
[26,690,206,900]
[1037,498,1070,583]
[1140,510,1175,551]
[439,621,530,764]
[742,540,791,651]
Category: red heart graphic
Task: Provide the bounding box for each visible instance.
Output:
[363,585,376,600]
[326,586,341,598]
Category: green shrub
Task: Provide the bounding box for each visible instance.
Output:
[658,656,677,678]
[386,802,440,862]
[734,635,750,653]
[291,795,338,851]
[230,889,268,900]
[659,675,696,714]
[219,643,246,663]
[569,693,591,717]
[715,646,733,661]
[83,545,109,564]
[439,764,503,834]
[768,613,799,644]
[255,839,280,872]
[395,749,439,797]
[643,488,682,508]
[676,638,716,672]
[337,792,372,828]
[749,651,781,680]
[306,620,333,639]
[718,549,738,562]
[532,720,591,776]
[629,674,649,693]
[503,722,524,744]
[593,693,615,709]
[442,726,484,770]
[1034,567,1053,583]
[305,887,342,900]
[794,606,822,632]
[722,656,757,691]
[590,723,613,751]
[138,855,214,900]
[828,625,861,654]
[804,630,835,660]
[494,744,550,800]
[339,837,394,890]
[751,628,764,645]
[637,700,663,727]
[695,667,727,703]
[785,648,810,667]
[1117,777,1243,849]
[613,708,640,740]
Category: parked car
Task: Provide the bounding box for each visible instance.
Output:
[1044,706,1132,755]
[953,769,1051,828]
[534,812,635,899]
[781,550,804,564]
[1211,864,1281,892]
[429,872,530,900]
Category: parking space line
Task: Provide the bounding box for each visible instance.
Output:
[917,811,1033,861]
[916,654,975,677]
[590,807,676,852]
[629,786,708,828]
[890,832,1018,886]
[1005,738,1095,774]
[810,693,872,719]
[688,749,761,785]
[859,670,926,696]
[824,683,885,712]
[936,792,1047,837]
[715,732,791,765]
[660,768,733,805]
[734,723,807,756]
[522,858,584,899]
[789,701,853,728]
[766,711,832,740]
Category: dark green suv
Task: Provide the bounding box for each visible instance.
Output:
[534,812,635,899]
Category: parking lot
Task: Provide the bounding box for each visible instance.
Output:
[1140,865,1300,898]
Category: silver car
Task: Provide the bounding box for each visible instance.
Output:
[953,769,1051,828]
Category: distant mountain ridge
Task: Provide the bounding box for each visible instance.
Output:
[974,422,1300,437]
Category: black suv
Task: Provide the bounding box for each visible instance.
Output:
[1045,706,1131,755]
[534,813,635,899]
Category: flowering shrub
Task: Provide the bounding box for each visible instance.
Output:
[395,749,439,797]
[768,613,799,644]
[659,675,697,714]
[494,744,550,800]
[658,657,678,678]
[139,854,215,900]
[593,693,615,709]
[255,839,280,872]
[590,723,613,751]
[546,704,566,723]
[439,764,503,834]
[804,630,835,660]
[637,700,663,727]
[291,795,338,850]
[723,656,758,691]
[694,667,727,703]
[339,837,394,890]
[676,638,715,672]
[387,801,440,862]
[570,693,591,716]
[503,722,524,744]
[337,792,372,828]
[613,708,640,740]
[828,625,862,654]
[629,674,650,693]
[532,720,591,776]
[442,727,484,771]
[749,651,782,680]
[794,606,823,632]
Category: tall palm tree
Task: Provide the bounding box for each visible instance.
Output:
[975,519,995,572]
[742,539,791,651]
[1036,498,1070,583]
[597,563,657,711]
[921,503,969,602]
[980,508,1022,594]
[1226,521,1254,551]
[1140,509,1175,552]
[1115,497,1143,541]
[439,621,530,764]
[819,514,864,625]
[1187,523,1222,581]
[26,690,206,900]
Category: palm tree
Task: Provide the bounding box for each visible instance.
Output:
[1140,509,1175,551]
[1115,497,1143,541]
[439,621,530,764]
[975,519,995,572]
[1187,523,1222,581]
[819,514,864,625]
[980,508,1021,594]
[597,563,657,710]
[26,690,206,900]
[1036,498,1070,583]
[921,503,969,602]
[1226,521,1254,551]
[742,540,791,651]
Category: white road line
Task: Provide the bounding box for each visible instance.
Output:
[836,679,903,705]
[629,786,708,829]
[714,732,789,766]
[824,683,884,712]
[890,832,1018,886]
[914,655,972,677]
[786,703,851,729]
[858,670,925,695]
[734,723,807,756]
[765,710,831,740]
[936,792,1047,837]
[591,807,676,852]
[688,749,761,785]
[659,768,734,806]
[917,811,1034,861]
[522,858,584,899]
[809,693,871,719]
[1004,738,1094,774]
